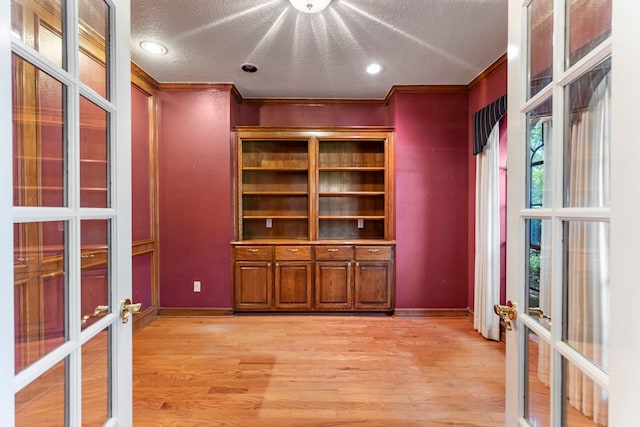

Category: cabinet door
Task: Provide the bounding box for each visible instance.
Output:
[354,261,392,310]
[234,261,273,310]
[274,262,312,309]
[315,261,352,309]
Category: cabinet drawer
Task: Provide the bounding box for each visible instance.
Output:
[315,246,354,260]
[355,246,393,261]
[234,246,273,261]
[275,246,311,260]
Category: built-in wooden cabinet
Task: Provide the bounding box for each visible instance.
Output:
[232,127,395,313]
[233,246,273,310]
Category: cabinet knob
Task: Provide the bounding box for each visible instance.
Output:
[288,248,299,253]
[248,249,259,253]
[368,248,380,253]
[327,248,339,252]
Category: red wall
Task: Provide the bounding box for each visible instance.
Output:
[393,92,470,308]
[234,102,390,127]
[158,90,233,308]
[158,75,507,310]
[131,86,152,241]
[467,60,508,310]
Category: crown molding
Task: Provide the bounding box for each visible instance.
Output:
[131,62,159,95]
[467,53,508,91]
[157,82,236,92]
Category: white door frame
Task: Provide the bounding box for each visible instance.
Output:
[0,0,132,424]
[0,0,16,422]
[505,1,640,425]
[608,1,640,423]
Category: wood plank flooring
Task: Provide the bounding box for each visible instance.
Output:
[133,315,506,426]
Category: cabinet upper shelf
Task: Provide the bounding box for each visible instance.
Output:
[235,128,394,242]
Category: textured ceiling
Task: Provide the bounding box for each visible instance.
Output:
[131,0,508,99]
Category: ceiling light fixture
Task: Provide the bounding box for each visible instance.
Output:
[366,63,382,75]
[140,41,167,55]
[289,0,332,14]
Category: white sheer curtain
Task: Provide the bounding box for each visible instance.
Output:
[474,123,500,341]
[565,71,610,426]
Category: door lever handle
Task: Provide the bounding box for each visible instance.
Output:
[493,301,518,331]
[120,298,142,324]
[529,307,551,321]
[81,305,109,327]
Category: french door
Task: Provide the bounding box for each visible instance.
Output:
[1,0,133,425]
[504,0,640,425]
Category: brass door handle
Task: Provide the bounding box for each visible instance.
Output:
[493,301,518,331]
[120,298,142,324]
[529,307,551,321]
[82,305,109,326]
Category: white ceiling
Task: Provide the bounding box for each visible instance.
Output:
[130,0,508,100]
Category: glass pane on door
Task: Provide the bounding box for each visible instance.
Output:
[81,219,110,328]
[564,58,611,208]
[13,221,67,374]
[526,328,551,427]
[11,0,65,68]
[527,97,552,209]
[82,328,111,425]
[566,0,612,67]
[527,0,553,99]
[563,357,608,425]
[80,97,110,208]
[12,55,66,208]
[563,220,610,372]
[15,358,67,426]
[526,219,552,330]
[78,0,110,99]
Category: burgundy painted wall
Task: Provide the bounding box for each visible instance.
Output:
[158,90,233,308]
[158,79,506,310]
[131,86,152,241]
[393,92,470,308]
[133,252,153,309]
[236,102,391,127]
[467,60,508,310]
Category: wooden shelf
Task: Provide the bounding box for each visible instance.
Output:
[235,128,393,242]
[319,216,385,220]
[244,191,309,196]
[318,167,385,172]
[243,216,309,220]
[242,167,308,171]
[319,192,385,196]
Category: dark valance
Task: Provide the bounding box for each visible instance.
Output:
[473,94,507,155]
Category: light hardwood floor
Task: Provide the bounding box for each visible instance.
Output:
[133,315,506,426]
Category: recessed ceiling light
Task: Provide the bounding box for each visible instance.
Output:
[289,0,332,13]
[366,63,382,75]
[140,41,167,55]
[241,63,258,73]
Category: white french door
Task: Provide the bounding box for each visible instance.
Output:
[504,0,640,426]
[1,0,133,425]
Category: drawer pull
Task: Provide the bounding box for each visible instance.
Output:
[287,248,299,253]
[368,249,380,253]
[327,248,339,252]
[248,249,259,253]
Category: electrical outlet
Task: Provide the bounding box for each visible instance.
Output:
[357,219,364,229]
[266,218,273,228]
[193,281,201,292]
